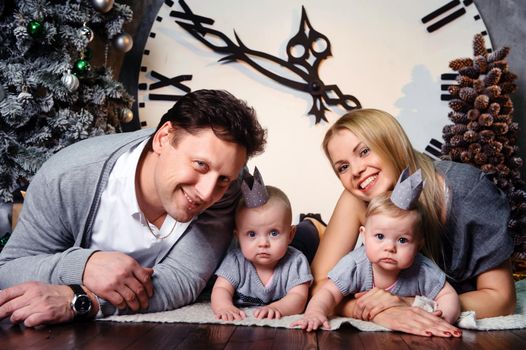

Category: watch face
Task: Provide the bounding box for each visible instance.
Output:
[133,0,492,220]
[73,294,92,315]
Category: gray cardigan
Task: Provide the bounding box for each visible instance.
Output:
[0,129,239,314]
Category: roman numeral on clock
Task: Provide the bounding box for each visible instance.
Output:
[138,71,192,101]
[425,138,444,159]
[440,72,459,101]
[422,0,473,33]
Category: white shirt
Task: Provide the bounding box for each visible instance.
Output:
[90,140,192,267]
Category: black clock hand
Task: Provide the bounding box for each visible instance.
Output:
[171,0,361,123]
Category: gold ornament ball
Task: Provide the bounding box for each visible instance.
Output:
[119,108,134,123]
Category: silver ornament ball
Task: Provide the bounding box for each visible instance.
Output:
[62,72,80,92]
[80,26,94,43]
[92,0,114,13]
[119,108,134,123]
[113,32,133,53]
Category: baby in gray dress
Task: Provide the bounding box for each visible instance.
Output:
[292,169,461,335]
[211,168,312,321]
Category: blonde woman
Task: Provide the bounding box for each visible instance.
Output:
[309,109,515,335]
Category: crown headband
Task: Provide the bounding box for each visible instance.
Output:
[241,166,269,208]
[390,168,424,210]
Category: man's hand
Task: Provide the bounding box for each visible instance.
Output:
[83,252,154,311]
[0,282,75,327]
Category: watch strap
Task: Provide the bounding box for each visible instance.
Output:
[69,284,86,296]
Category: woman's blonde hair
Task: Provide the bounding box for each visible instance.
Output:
[322,109,444,261]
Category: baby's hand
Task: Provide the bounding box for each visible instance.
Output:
[253,306,282,319]
[214,305,246,321]
[290,311,330,332]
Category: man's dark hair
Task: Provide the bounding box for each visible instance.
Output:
[145,89,266,158]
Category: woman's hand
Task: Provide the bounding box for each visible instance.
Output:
[347,287,410,320]
[372,306,462,337]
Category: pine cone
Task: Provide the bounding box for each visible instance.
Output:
[493,122,509,135]
[473,79,485,93]
[481,163,496,173]
[449,99,468,112]
[484,85,501,99]
[468,142,482,154]
[449,58,473,71]
[474,151,488,165]
[450,134,466,147]
[478,113,493,127]
[459,87,477,102]
[501,71,518,82]
[473,34,488,57]
[457,75,474,87]
[451,124,468,134]
[474,94,490,110]
[488,103,501,116]
[474,55,488,74]
[509,157,524,169]
[459,66,480,79]
[447,85,460,98]
[449,111,468,123]
[467,121,481,131]
[484,68,502,86]
[460,151,473,163]
[487,47,510,63]
[463,130,479,142]
[467,108,480,121]
[479,129,495,142]
[488,60,508,71]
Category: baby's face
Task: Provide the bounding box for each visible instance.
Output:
[362,211,421,272]
[235,202,293,269]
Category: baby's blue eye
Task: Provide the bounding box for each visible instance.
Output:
[269,230,280,237]
[399,237,409,244]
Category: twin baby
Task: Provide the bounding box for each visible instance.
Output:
[210,167,461,332]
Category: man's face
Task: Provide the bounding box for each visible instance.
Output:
[151,124,247,223]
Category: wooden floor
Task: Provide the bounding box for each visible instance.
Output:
[2,319,526,350]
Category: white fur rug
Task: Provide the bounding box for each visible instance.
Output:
[101,280,526,331]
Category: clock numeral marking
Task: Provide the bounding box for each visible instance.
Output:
[170,0,214,35]
[422,0,473,33]
[425,138,444,159]
[440,73,458,101]
[164,0,174,7]
[146,71,192,102]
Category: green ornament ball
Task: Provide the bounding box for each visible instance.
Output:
[27,20,45,38]
[73,59,90,76]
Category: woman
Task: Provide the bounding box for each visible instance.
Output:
[310,108,516,335]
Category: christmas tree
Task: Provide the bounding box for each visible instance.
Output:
[0,0,134,203]
[442,34,526,279]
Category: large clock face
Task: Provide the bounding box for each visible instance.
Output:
[134,0,492,221]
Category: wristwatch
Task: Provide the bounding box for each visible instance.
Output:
[69,284,92,318]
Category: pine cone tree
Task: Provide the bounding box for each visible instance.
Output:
[442,34,526,277]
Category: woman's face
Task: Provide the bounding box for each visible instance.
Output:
[326,129,397,202]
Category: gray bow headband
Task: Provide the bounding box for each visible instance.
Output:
[240,166,269,208]
[390,168,424,210]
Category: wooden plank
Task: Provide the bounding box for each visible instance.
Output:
[225,325,276,350]
[459,330,526,350]
[77,322,156,350]
[271,327,317,350]
[317,324,365,350]
[175,323,236,350]
[126,322,196,349]
[357,331,410,350]
[400,332,468,350]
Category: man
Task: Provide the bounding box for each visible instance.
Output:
[0,89,267,326]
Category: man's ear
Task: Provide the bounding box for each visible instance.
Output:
[152,121,173,154]
[288,225,297,244]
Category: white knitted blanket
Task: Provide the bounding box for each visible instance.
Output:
[101,279,526,331]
